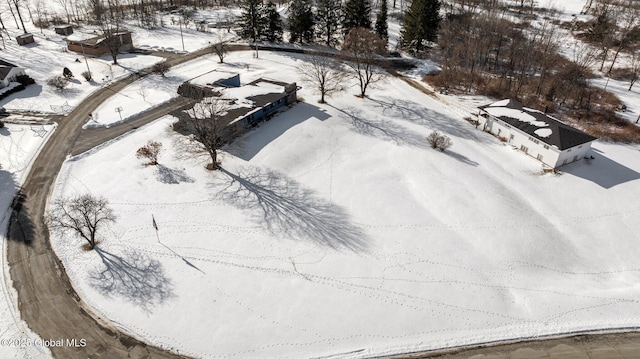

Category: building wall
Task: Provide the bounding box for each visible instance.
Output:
[555,142,594,167]
[482,115,561,168]
[67,33,133,56]
[68,43,107,56]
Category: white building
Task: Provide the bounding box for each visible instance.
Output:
[0,59,26,89]
[478,99,597,168]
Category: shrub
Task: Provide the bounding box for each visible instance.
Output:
[81,71,92,82]
[152,62,171,77]
[16,74,35,86]
[427,131,453,151]
[136,140,163,165]
[46,75,69,91]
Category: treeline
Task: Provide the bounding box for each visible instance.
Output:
[429,0,640,142]
[236,0,441,53]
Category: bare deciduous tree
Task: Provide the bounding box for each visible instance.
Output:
[342,27,387,97]
[136,140,162,165]
[629,51,640,91]
[212,34,227,63]
[137,86,149,101]
[183,96,231,170]
[152,62,170,76]
[47,75,69,91]
[298,55,346,103]
[48,194,117,250]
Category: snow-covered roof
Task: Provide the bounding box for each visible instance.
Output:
[65,31,131,45]
[64,32,99,42]
[479,99,597,150]
[189,70,238,87]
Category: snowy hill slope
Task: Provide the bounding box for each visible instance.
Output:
[50,51,640,358]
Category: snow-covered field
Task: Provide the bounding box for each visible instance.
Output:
[0,124,54,359]
[50,51,640,358]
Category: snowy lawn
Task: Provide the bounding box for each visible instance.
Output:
[0,123,54,359]
[50,51,640,358]
[0,25,164,114]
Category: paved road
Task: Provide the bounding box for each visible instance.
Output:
[71,96,195,156]
[6,63,192,358]
[388,331,640,358]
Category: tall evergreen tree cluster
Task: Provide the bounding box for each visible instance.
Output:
[237,0,440,53]
[238,0,283,42]
[316,0,342,46]
[399,0,441,52]
[289,0,315,43]
[342,0,372,35]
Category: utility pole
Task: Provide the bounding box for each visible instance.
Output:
[179,19,185,51]
[80,43,92,80]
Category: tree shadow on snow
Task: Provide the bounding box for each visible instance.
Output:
[210,167,368,252]
[444,150,480,166]
[328,104,428,149]
[3,171,34,246]
[155,164,195,184]
[368,97,492,144]
[90,247,174,311]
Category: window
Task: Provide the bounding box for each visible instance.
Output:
[520,145,529,153]
[567,148,572,152]
[578,145,583,149]
[537,154,544,161]
[529,136,539,145]
[543,145,549,150]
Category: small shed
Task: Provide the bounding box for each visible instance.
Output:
[16,33,34,46]
[55,25,74,36]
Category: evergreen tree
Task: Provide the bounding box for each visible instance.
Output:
[399,0,441,52]
[374,0,388,40]
[264,1,283,42]
[315,0,341,46]
[288,0,314,43]
[342,0,372,35]
[239,0,266,41]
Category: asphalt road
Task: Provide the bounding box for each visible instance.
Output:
[4,44,640,359]
[6,63,192,358]
[389,331,640,359]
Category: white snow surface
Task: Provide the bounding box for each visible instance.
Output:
[0,124,54,359]
[483,106,549,127]
[50,51,640,359]
[534,128,553,138]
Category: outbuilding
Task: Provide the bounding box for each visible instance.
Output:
[16,33,34,46]
[54,25,74,36]
[478,99,597,168]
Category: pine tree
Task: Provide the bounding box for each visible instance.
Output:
[288,0,314,43]
[342,0,372,35]
[239,0,266,41]
[374,0,388,40]
[315,0,341,46]
[264,1,283,42]
[399,0,441,52]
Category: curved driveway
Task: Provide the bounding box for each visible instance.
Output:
[5,45,640,359]
[5,49,209,358]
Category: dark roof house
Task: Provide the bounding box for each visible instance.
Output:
[478,99,597,168]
